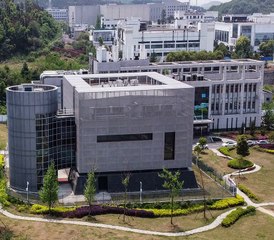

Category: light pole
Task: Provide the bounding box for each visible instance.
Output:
[139,181,142,203]
[26,181,29,204]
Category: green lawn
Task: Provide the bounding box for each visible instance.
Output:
[0,124,7,150]
[1,211,273,240]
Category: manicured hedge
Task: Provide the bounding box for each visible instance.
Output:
[209,195,244,210]
[221,206,256,227]
[253,146,274,154]
[146,205,204,217]
[227,159,253,169]
[218,147,233,156]
[62,205,155,218]
[30,204,76,214]
[238,184,260,201]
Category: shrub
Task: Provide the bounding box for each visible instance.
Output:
[253,146,274,154]
[30,204,75,215]
[147,205,204,217]
[218,147,234,156]
[62,205,154,218]
[238,184,260,201]
[221,206,256,227]
[227,159,253,169]
[209,195,244,210]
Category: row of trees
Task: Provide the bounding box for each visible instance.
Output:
[166,36,274,63]
[39,163,184,225]
[0,0,60,61]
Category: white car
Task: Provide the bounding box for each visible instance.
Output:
[222,141,237,147]
[247,140,256,146]
[256,140,269,144]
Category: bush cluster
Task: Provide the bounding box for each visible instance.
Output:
[238,184,260,201]
[62,205,155,218]
[147,205,204,217]
[227,159,253,169]
[209,195,244,210]
[221,206,256,227]
[218,147,234,156]
[253,146,274,154]
[30,204,76,215]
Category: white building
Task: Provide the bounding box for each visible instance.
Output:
[114,18,214,60]
[46,8,68,22]
[215,13,274,51]
[68,0,190,27]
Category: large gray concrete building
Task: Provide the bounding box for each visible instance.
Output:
[7,73,197,194]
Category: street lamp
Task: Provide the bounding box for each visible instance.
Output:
[139,181,142,203]
[26,181,29,203]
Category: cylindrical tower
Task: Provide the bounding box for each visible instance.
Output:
[6,84,58,192]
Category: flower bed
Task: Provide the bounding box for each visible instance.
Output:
[227,159,253,169]
[62,205,154,218]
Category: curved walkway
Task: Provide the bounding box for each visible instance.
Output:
[0,164,274,236]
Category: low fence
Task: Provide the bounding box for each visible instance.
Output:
[192,157,236,196]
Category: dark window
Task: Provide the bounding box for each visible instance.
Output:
[98,176,108,191]
[97,133,153,142]
[164,132,175,160]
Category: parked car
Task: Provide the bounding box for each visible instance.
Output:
[222,141,237,148]
[256,140,269,144]
[247,140,256,146]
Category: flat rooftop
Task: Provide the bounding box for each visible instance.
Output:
[64,72,193,93]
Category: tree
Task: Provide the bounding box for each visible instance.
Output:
[21,62,30,80]
[39,162,58,212]
[98,36,104,46]
[237,135,250,158]
[150,50,157,62]
[161,9,166,24]
[121,173,130,222]
[262,103,274,130]
[235,36,252,58]
[259,40,274,57]
[214,42,229,57]
[95,15,101,30]
[158,168,184,225]
[236,135,250,176]
[198,137,207,150]
[269,132,274,143]
[193,145,202,165]
[249,120,256,137]
[84,170,96,215]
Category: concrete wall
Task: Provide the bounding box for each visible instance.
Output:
[71,86,194,175]
[6,85,58,192]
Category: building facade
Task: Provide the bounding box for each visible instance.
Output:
[7,73,197,194]
[215,13,274,51]
[46,8,68,22]
[92,58,264,134]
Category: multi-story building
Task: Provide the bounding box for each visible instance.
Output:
[46,8,68,22]
[91,57,264,134]
[7,72,197,194]
[215,13,274,51]
[68,0,190,27]
[114,18,214,60]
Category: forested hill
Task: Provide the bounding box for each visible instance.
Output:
[209,0,274,15]
[0,0,60,61]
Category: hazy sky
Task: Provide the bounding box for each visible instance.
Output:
[188,0,231,6]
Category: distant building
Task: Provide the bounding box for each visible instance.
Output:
[215,13,274,51]
[112,18,214,60]
[46,8,68,22]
